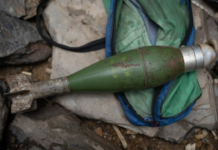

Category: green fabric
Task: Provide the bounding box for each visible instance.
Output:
[114,0,151,53]
[138,0,189,47]
[103,0,202,119]
[103,0,111,14]
[161,72,201,118]
[125,89,154,118]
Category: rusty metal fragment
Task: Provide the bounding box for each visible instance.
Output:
[6,74,70,113]
[6,74,34,114]
[30,76,70,99]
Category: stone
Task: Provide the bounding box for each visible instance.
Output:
[24,0,41,20]
[211,130,218,140]
[206,144,214,150]
[192,0,217,21]
[0,0,25,18]
[0,12,52,64]
[0,0,41,19]
[195,128,201,133]
[215,13,218,19]
[196,141,202,148]
[0,12,40,57]
[0,42,52,65]
[0,80,8,141]
[7,105,120,150]
[126,129,137,135]
[95,127,103,137]
[10,136,16,144]
[185,143,196,150]
[131,135,136,139]
[182,140,188,144]
[194,130,209,140]
[192,3,218,70]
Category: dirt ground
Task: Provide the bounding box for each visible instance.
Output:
[0,58,218,150]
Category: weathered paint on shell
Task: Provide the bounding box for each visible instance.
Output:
[67,46,184,92]
[138,46,184,88]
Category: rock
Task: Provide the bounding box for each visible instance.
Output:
[0,0,41,19]
[131,135,136,139]
[196,141,202,148]
[7,105,120,150]
[202,138,210,144]
[182,140,188,144]
[126,129,137,135]
[0,12,40,57]
[10,136,15,144]
[24,0,41,20]
[195,128,201,133]
[206,144,214,150]
[143,147,148,150]
[192,0,217,21]
[192,3,218,70]
[0,12,52,64]
[194,130,209,140]
[0,0,25,18]
[0,42,52,65]
[95,127,103,137]
[0,80,8,141]
[211,130,218,140]
[185,143,196,150]
[215,13,218,19]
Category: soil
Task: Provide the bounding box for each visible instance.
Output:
[1,58,218,150]
[84,120,218,150]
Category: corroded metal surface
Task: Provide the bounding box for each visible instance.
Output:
[137,46,184,88]
[6,74,70,113]
[31,77,70,99]
[6,74,34,114]
[68,46,185,92]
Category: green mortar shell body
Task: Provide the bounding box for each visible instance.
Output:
[67,46,184,92]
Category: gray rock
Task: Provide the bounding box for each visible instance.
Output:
[7,105,120,150]
[0,12,41,57]
[193,3,218,70]
[0,0,25,18]
[0,42,52,65]
[0,0,41,19]
[0,12,52,64]
[192,0,217,21]
[24,0,41,20]
[0,80,8,141]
